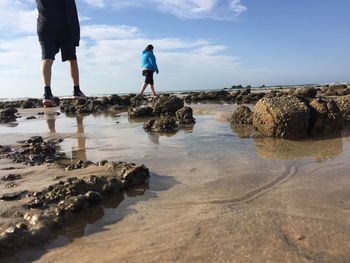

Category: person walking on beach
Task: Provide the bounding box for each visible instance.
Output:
[140,45,159,96]
[36,0,87,107]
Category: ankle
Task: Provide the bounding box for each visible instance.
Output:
[74,86,80,92]
[44,86,53,95]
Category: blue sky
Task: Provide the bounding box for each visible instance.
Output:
[0,0,349,98]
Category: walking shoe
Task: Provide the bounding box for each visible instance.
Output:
[73,89,87,100]
[42,92,56,108]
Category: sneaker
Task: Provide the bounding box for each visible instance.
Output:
[42,92,56,108]
[73,89,87,100]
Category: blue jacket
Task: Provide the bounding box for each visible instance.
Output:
[141,51,159,73]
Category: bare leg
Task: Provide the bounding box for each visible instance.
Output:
[140,83,148,96]
[69,60,79,86]
[150,84,157,96]
[41,59,54,87]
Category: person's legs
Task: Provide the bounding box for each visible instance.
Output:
[69,59,79,86]
[140,83,148,96]
[62,43,86,100]
[150,84,157,96]
[40,40,58,107]
[41,59,54,87]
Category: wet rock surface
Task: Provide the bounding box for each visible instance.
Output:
[253,96,311,138]
[152,95,184,116]
[144,116,179,133]
[0,136,65,166]
[309,98,343,134]
[175,106,195,125]
[336,95,350,122]
[0,138,150,255]
[0,107,18,123]
[230,106,253,125]
[128,106,154,119]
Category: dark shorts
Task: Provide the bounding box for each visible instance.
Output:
[143,70,154,85]
[40,39,77,62]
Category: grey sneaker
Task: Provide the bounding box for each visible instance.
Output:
[73,89,87,100]
[42,92,56,107]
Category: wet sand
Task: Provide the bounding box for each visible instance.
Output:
[1,104,350,262]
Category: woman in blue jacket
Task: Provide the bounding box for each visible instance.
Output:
[140,45,159,96]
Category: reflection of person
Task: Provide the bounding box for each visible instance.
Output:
[36,0,87,107]
[72,115,87,161]
[140,45,159,96]
[46,114,87,161]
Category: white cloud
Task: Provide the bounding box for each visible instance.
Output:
[82,0,247,20]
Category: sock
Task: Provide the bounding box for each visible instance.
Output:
[44,86,52,96]
[74,86,80,93]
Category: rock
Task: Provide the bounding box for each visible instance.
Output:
[231,106,253,124]
[144,116,179,133]
[143,119,156,131]
[128,107,154,119]
[27,136,44,145]
[22,101,34,109]
[84,191,103,204]
[153,95,184,115]
[294,87,317,98]
[0,191,27,201]
[119,164,150,187]
[0,107,17,123]
[176,107,195,124]
[336,95,350,121]
[1,174,22,181]
[309,98,343,133]
[26,116,37,120]
[253,96,311,138]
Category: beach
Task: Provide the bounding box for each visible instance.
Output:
[1,89,350,262]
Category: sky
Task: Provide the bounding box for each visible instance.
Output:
[0,0,349,98]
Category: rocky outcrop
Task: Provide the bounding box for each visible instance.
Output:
[293,87,317,98]
[309,98,343,133]
[253,96,311,138]
[336,95,350,122]
[0,107,18,123]
[175,107,195,125]
[128,107,154,119]
[231,106,253,125]
[152,95,184,116]
[0,138,150,255]
[143,116,179,133]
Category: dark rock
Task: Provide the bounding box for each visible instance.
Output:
[1,174,22,181]
[231,106,253,124]
[84,191,103,204]
[309,98,343,133]
[27,136,44,145]
[336,95,350,121]
[153,95,184,115]
[294,87,317,98]
[0,107,17,123]
[22,101,34,109]
[143,119,156,131]
[0,191,27,201]
[176,107,195,124]
[253,96,311,138]
[119,164,150,187]
[26,116,37,120]
[145,116,179,133]
[128,107,154,119]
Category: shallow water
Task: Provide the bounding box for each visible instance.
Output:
[1,105,350,262]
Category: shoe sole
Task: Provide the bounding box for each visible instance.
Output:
[43,100,56,108]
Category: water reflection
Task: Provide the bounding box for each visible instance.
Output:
[254,136,343,162]
[46,114,87,161]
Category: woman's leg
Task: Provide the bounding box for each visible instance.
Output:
[140,83,148,96]
[150,84,157,96]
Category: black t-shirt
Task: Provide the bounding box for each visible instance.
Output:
[36,0,80,46]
